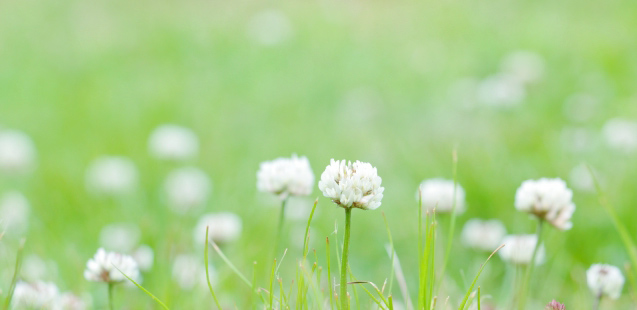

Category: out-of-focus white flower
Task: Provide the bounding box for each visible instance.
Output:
[285,197,314,221]
[563,93,598,123]
[500,50,545,85]
[132,244,154,271]
[318,159,384,210]
[499,234,545,265]
[85,156,138,196]
[163,167,212,213]
[172,254,217,290]
[247,9,293,46]
[477,74,526,108]
[148,125,199,161]
[515,178,575,230]
[0,190,30,236]
[418,179,465,214]
[22,255,58,281]
[257,154,314,199]
[84,248,140,283]
[194,212,242,245]
[0,130,36,175]
[569,164,595,192]
[560,127,593,154]
[99,223,141,253]
[461,219,506,252]
[12,281,59,309]
[54,293,87,310]
[587,264,624,300]
[602,118,637,154]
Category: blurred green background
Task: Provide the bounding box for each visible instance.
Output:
[1,0,637,308]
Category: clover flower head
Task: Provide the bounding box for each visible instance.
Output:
[602,118,637,154]
[85,156,138,196]
[0,190,30,237]
[257,154,314,199]
[499,234,545,265]
[148,124,199,161]
[0,129,36,175]
[164,167,212,213]
[587,264,625,300]
[84,248,140,283]
[418,178,466,214]
[194,212,242,245]
[318,159,384,210]
[461,219,506,252]
[12,281,59,309]
[515,178,575,230]
[545,300,565,310]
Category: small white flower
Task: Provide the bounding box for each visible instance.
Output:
[257,154,314,199]
[418,179,465,214]
[164,167,212,213]
[148,125,199,161]
[318,159,384,210]
[99,223,141,253]
[515,178,575,230]
[0,190,30,236]
[0,130,36,175]
[247,10,293,46]
[500,50,545,85]
[54,293,87,310]
[12,281,59,309]
[172,254,217,290]
[84,248,141,283]
[461,219,506,252]
[602,118,637,154]
[194,212,242,245]
[132,244,155,271]
[587,264,624,299]
[499,234,545,265]
[477,74,526,108]
[85,156,138,196]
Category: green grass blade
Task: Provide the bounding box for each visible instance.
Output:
[382,212,396,295]
[209,240,252,287]
[439,148,459,292]
[458,244,504,310]
[269,258,276,310]
[2,239,25,310]
[204,226,223,310]
[303,199,318,260]
[114,265,170,310]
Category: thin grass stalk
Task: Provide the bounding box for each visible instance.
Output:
[209,240,252,287]
[108,283,114,310]
[477,287,481,310]
[2,239,25,310]
[275,197,289,253]
[458,244,505,310]
[517,219,544,310]
[382,212,396,295]
[269,259,276,310]
[341,208,353,310]
[115,265,170,310]
[204,227,222,309]
[439,149,459,293]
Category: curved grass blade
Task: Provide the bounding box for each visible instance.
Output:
[458,244,504,310]
[114,265,170,310]
[205,226,223,309]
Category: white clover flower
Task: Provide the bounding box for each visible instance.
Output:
[84,248,141,283]
[54,293,87,310]
[85,156,138,196]
[247,9,293,46]
[171,254,217,290]
[12,281,59,309]
[99,223,141,253]
[194,212,242,245]
[587,264,625,300]
[148,124,199,161]
[0,190,30,236]
[257,154,314,199]
[461,219,506,252]
[477,74,526,108]
[500,50,545,85]
[499,234,545,265]
[163,167,212,213]
[602,118,637,154]
[132,244,154,271]
[418,179,466,214]
[515,178,575,230]
[318,159,384,210]
[0,130,36,175]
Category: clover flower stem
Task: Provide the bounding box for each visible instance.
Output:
[340,208,353,310]
[592,292,602,310]
[517,219,544,310]
[108,282,114,310]
[275,197,288,254]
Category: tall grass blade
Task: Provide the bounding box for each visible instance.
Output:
[114,265,170,310]
[209,240,252,287]
[204,226,223,310]
[2,239,25,310]
[458,244,504,310]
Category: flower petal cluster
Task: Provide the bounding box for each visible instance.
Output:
[0,129,36,175]
[461,219,506,252]
[545,300,565,310]
[257,154,314,199]
[84,248,140,283]
[515,178,575,230]
[318,159,384,210]
[499,234,545,265]
[85,156,138,196]
[194,212,242,245]
[164,167,212,213]
[12,281,59,309]
[418,178,466,214]
[587,264,625,299]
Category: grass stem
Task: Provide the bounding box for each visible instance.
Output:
[341,208,353,310]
